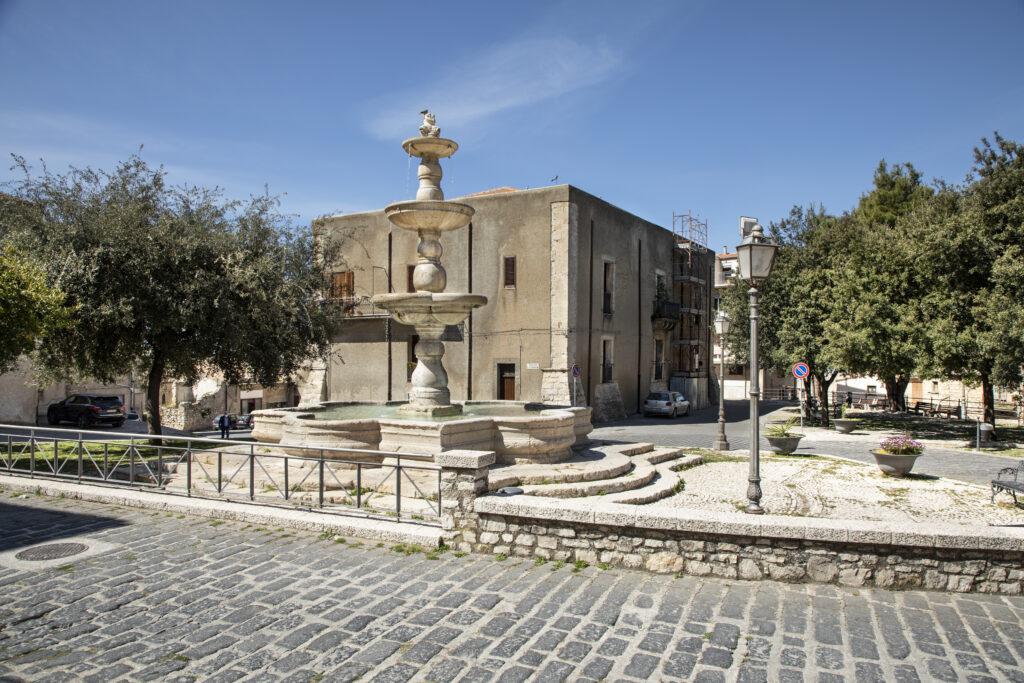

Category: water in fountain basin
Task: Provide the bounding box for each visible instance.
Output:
[314,402,551,422]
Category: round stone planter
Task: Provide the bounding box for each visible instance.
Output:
[766,435,803,455]
[833,419,857,434]
[871,449,922,477]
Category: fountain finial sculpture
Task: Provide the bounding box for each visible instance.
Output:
[373,115,487,416]
[418,110,441,137]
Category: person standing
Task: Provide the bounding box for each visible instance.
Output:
[218,412,231,440]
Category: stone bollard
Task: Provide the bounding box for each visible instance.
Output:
[433,450,495,552]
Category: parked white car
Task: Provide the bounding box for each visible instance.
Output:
[643,391,690,418]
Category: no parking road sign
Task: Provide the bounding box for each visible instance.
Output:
[792,362,809,379]
[571,363,581,377]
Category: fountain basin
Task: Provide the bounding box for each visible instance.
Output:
[251,402,593,464]
[374,292,487,327]
[402,136,458,159]
[384,200,474,232]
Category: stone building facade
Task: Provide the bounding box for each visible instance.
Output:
[317,185,714,421]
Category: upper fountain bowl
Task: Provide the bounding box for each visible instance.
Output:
[403,136,458,159]
[385,200,474,232]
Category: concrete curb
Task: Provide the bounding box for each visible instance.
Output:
[0,474,443,547]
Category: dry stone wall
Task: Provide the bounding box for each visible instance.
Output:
[437,453,1024,595]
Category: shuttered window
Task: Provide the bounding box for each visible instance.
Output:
[503,256,516,288]
[328,271,354,299]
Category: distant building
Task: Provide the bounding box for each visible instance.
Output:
[316,185,715,421]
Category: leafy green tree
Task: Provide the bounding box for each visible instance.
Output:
[0,246,72,373]
[2,155,332,435]
[721,205,850,423]
[827,161,933,411]
[912,135,1024,425]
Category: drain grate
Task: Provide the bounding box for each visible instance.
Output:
[15,542,89,561]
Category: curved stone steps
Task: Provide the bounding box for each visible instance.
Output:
[488,450,633,491]
[520,459,657,498]
[598,453,704,505]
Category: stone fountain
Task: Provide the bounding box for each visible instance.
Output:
[373,112,486,417]
[251,114,592,463]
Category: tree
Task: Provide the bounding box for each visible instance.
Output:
[827,161,934,411]
[721,205,850,424]
[911,134,1024,426]
[0,246,72,373]
[2,155,333,436]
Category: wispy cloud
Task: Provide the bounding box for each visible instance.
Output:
[361,35,623,140]
[0,109,266,192]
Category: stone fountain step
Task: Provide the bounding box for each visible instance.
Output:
[632,446,688,465]
[488,449,633,491]
[611,442,655,456]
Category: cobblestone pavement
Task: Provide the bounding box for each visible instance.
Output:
[592,402,1015,487]
[2,495,1024,682]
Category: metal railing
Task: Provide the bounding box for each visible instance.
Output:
[0,424,440,523]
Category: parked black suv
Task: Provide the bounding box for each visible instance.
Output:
[47,394,126,428]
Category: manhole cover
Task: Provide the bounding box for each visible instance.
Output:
[15,542,89,561]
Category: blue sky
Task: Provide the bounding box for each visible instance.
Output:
[2,0,1022,253]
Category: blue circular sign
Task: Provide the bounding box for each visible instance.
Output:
[571,363,581,377]
[792,362,809,379]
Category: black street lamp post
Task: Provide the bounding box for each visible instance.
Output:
[714,310,731,451]
[736,223,778,515]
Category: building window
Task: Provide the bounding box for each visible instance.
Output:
[407,334,419,381]
[931,380,939,393]
[866,385,877,394]
[602,262,614,314]
[602,339,613,382]
[503,256,516,289]
[654,339,664,380]
[328,271,354,300]
[407,265,416,293]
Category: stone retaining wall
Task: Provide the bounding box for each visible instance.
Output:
[438,452,1024,595]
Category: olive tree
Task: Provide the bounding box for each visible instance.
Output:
[2,155,333,435]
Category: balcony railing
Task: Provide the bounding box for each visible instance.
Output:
[325,296,389,318]
[652,300,681,320]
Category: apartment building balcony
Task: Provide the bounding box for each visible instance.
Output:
[651,300,681,330]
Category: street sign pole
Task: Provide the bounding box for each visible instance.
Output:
[792,363,810,431]
[571,364,582,406]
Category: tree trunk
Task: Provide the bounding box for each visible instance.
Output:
[146,353,164,439]
[884,375,909,412]
[981,372,996,435]
[801,376,814,419]
[815,371,839,428]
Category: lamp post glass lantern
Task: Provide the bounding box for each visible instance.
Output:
[714,311,731,451]
[736,223,778,514]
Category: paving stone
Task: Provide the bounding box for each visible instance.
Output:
[596,636,628,657]
[534,660,575,682]
[699,647,733,669]
[426,658,467,683]
[495,666,533,683]
[854,661,887,683]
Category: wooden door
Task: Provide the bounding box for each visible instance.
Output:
[498,364,516,400]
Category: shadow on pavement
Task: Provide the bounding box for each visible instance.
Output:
[0,498,129,551]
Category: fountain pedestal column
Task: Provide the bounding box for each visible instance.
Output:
[407,324,450,412]
[374,113,487,417]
